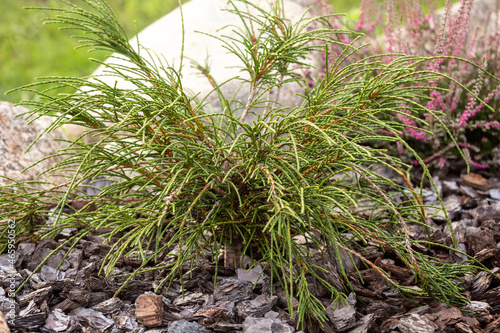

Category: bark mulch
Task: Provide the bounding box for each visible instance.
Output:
[1,167,500,333]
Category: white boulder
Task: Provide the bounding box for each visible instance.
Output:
[91,0,312,93]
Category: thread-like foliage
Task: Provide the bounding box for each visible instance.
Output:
[0,0,483,327]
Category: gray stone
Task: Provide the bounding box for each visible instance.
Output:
[325,293,357,332]
[214,278,253,303]
[471,202,500,223]
[40,265,65,282]
[420,189,438,203]
[167,320,210,333]
[443,219,479,243]
[462,301,492,317]
[116,312,142,331]
[71,307,114,330]
[242,313,295,333]
[91,297,124,314]
[0,254,17,277]
[460,185,478,198]
[194,300,235,321]
[493,148,500,166]
[236,265,267,285]
[17,243,35,258]
[0,295,19,318]
[173,292,209,307]
[490,189,500,200]
[28,245,67,272]
[442,180,460,196]
[236,294,278,318]
[450,243,468,263]
[209,322,243,331]
[398,313,438,333]
[350,313,374,333]
[44,308,71,332]
[425,195,462,223]
[66,249,83,270]
[0,102,67,189]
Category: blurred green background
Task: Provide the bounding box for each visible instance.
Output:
[1,0,367,104]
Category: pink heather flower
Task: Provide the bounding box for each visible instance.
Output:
[426,89,445,112]
[464,86,500,126]
[448,82,461,114]
[312,0,331,15]
[407,128,427,141]
[398,109,427,141]
[378,129,394,136]
[458,142,480,151]
[469,159,489,169]
[357,0,379,32]
[458,70,485,128]
[482,121,500,131]
[451,0,472,56]
[437,156,447,168]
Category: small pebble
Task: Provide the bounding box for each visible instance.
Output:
[490,189,500,200]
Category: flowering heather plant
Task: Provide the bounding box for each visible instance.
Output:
[316,0,500,170]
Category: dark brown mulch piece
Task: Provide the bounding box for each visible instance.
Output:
[16,287,52,308]
[466,229,496,257]
[478,288,500,314]
[213,278,253,303]
[471,270,499,300]
[195,300,236,324]
[9,313,47,331]
[485,316,500,332]
[378,260,412,280]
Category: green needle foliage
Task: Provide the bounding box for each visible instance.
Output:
[0,0,481,326]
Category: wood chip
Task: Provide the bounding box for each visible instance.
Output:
[461,173,490,190]
[435,307,462,326]
[17,286,52,308]
[9,313,46,331]
[214,278,253,303]
[0,311,10,333]
[135,294,163,327]
[455,322,474,333]
[379,261,412,280]
[474,248,495,262]
[485,316,500,332]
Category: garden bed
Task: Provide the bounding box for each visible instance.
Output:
[2,165,500,333]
